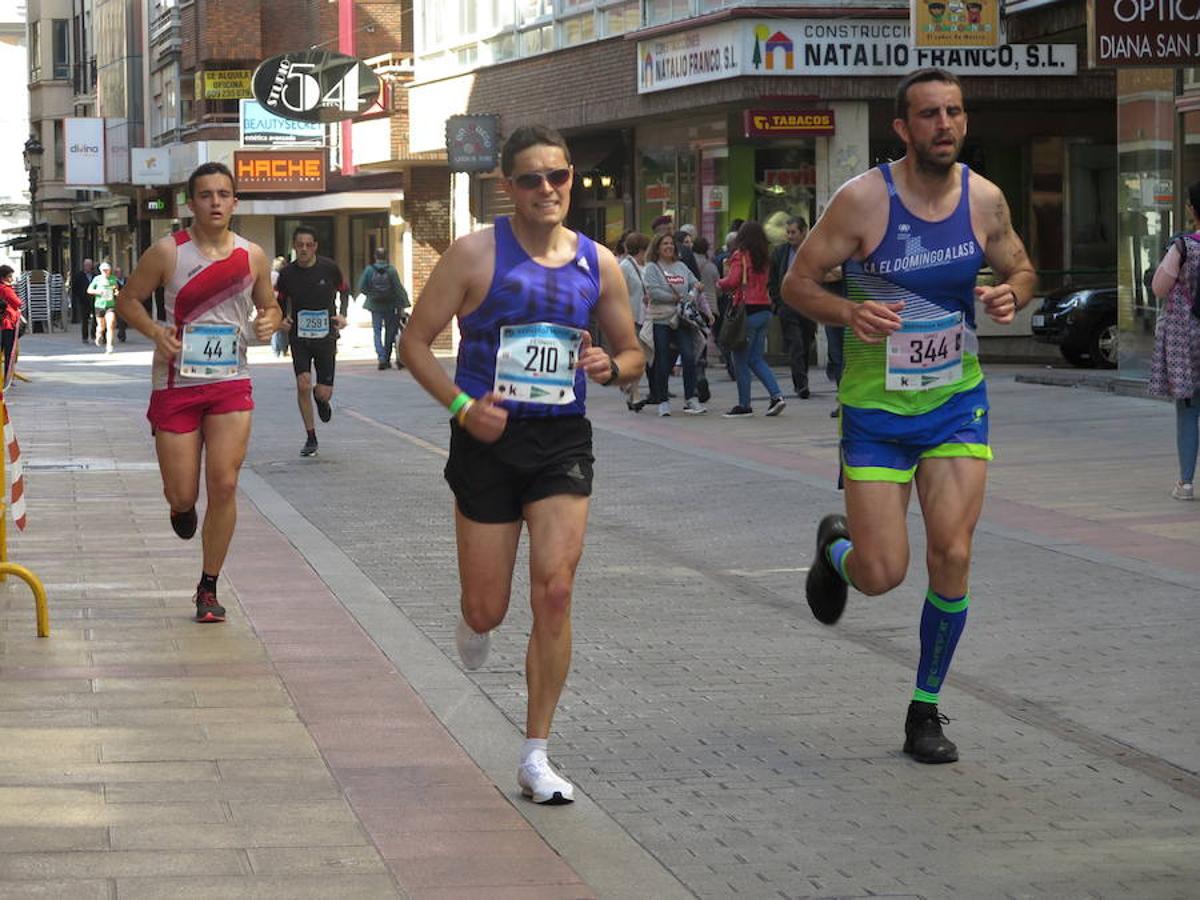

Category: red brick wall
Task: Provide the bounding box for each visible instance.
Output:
[196,0,262,65]
[404,165,452,350]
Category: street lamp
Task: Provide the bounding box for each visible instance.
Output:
[23,135,44,270]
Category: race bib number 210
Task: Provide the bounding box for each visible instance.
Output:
[494,323,583,405]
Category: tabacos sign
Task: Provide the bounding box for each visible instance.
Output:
[744,109,836,138]
[252,50,381,123]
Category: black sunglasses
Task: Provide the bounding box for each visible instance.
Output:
[512,168,572,191]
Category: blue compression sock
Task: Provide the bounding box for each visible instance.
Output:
[826,538,854,586]
[913,589,969,704]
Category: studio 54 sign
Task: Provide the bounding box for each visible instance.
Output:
[252,50,381,123]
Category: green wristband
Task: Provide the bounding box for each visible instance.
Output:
[447,392,471,417]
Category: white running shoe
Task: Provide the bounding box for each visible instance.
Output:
[657,401,671,417]
[1172,481,1194,501]
[455,618,491,670]
[518,755,575,804]
[682,398,707,415]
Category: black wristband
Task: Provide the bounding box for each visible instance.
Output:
[602,359,620,386]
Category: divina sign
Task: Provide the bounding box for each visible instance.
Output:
[252,50,381,123]
[1090,0,1200,66]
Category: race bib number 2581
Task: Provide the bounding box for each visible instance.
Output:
[494,323,584,405]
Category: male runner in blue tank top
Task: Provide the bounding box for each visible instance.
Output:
[400,125,644,804]
[783,69,1036,763]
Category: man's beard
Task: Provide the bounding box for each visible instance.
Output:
[913,139,960,176]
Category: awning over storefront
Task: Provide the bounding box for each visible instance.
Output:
[232,190,402,216]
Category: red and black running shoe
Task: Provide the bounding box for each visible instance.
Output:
[194,585,226,623]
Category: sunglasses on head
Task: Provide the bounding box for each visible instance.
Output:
[512,168,572,190]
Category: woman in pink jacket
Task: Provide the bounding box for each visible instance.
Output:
[717,221,786,417]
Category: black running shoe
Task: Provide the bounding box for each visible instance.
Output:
[805,513,850,625]
[194,585,226,623]
[903,701,959,764]
[300,435,318,458]
[170,507,197,540]
[315,397,332,422]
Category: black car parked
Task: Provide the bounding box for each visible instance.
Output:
[1030,284,1118,368]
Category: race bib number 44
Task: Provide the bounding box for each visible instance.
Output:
[885,312,964,391]
[180,324,239,378]
[494,323,584,405]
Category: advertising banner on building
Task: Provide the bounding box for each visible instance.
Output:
[1089,0,1199,67]
[233,149,327,192]
[131,148,170,186]
[446,115,500,172]
[196,70,254,100]
[744,109,836,138]
[911,0,1000,48]
[638,20,1076,94]
[240,99,325,147]
[252,51,381,123]
[64,117,106,186]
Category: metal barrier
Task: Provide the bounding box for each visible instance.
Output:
[0,356,49,637]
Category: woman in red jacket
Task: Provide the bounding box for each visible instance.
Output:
[0,266,22,381]
[717,222,786,417]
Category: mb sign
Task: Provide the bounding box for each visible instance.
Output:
[252,50,381,123]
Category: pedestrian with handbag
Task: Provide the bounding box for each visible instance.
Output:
[643,231,709,416]
[718,221,786,417]
[1149,178,1200,501]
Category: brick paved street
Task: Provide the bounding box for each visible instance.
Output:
[2,329,1197,898]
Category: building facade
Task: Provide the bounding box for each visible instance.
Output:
[407,0,1115,356]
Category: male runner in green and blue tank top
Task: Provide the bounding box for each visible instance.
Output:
[783,69,1037,763]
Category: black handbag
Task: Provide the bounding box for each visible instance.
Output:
[717,252,749,352]
[717,302,747,352]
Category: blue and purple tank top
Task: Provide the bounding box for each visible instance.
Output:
[455,216,600,419]
[841,163,986,414]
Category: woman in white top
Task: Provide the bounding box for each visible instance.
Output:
[642,232,706,416]
[618,232,650,411]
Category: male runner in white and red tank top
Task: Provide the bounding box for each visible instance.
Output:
[117,162,282,623]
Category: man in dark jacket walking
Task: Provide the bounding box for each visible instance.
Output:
[769,217,817,397]
[357,248,410,369]
[70,258,95,343]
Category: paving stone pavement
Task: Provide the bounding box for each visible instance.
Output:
[3,330,1199,899]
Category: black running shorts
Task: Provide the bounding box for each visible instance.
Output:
[290,336,337,386]
[445,415,594,524]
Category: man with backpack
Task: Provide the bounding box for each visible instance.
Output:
[357,247,410,370]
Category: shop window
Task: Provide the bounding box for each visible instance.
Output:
[754,146,816,244]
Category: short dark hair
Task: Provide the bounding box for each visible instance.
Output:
[374,247,387,261]
[624,232,650,256]
[501,124,571,176]
[1188,180,1200,217]
[692,236,709,256]
[292,226,318,245]
[187,162,235,199]
[786,216,809,230]
[896,68,962,121]
[0,265,13,279]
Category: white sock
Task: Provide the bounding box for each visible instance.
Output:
[521,738,548,765]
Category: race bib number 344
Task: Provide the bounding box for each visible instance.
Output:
[180,324,239,378]
[494,323,583,405]
[885,312,964,391]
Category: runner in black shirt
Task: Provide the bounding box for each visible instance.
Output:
[275,226,349,457]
